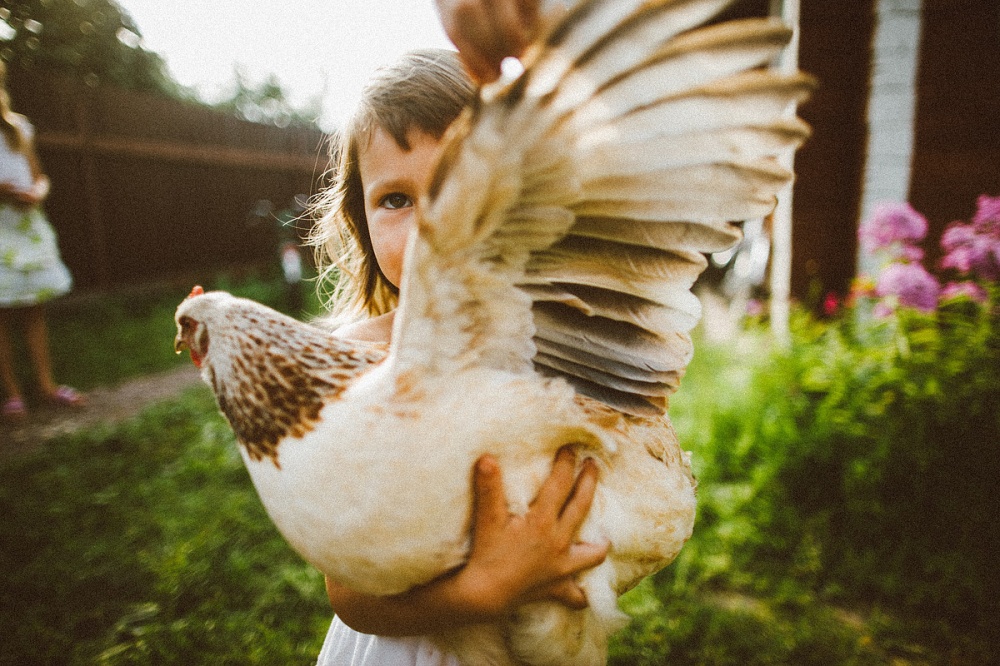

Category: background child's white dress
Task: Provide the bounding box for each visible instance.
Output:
[0,116,72,307]
[316,616,460,666]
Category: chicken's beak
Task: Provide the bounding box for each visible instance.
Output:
[174,315,205,368]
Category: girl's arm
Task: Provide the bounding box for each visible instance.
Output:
[326,447,609,636]
[0,139,50,208]
[20,136,50,206]
[0,133,50,208]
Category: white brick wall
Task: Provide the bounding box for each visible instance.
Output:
[858,0,923,274]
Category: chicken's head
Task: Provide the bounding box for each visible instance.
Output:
[174,286,218,369]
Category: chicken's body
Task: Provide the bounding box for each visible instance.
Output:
[176,0,812,662]
[178,292,694,665]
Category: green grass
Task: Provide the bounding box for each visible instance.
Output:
[0,388,330,665]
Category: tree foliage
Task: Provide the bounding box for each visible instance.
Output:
[0,0,180,95]
[214,65,324,129]
[0,0,321,127]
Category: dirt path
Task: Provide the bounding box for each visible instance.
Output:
[1,366,204,455]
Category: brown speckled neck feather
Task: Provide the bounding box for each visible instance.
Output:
[204,308,386,467]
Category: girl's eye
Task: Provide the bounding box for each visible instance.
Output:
[380,193,412,210]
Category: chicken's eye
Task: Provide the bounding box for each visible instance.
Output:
[380,193,412,210]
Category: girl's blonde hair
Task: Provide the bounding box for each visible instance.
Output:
[0,60,28,153]
[309,48,475,324]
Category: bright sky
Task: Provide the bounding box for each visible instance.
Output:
[114,0,454,131]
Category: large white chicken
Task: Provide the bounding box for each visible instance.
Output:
[174,0,811,663]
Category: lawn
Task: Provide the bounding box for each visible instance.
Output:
[1,275,995,664]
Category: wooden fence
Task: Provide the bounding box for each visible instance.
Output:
[8,66,327,292]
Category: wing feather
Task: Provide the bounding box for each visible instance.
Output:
[393,0,812,414]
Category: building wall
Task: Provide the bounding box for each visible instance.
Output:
[791,1,874,300]
[909,0,1000,259]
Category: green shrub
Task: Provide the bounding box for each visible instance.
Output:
[672,291,1000,630]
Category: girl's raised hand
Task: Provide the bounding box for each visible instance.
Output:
[459,447,609,614]
[433,0,540,83]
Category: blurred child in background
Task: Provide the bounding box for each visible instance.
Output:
[0,61,84,420]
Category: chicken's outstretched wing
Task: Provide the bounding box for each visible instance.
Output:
[393,0,813,414]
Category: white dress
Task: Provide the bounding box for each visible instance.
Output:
[316,616,460,666]
[0,116,72,307]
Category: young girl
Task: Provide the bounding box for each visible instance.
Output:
[0,61,83,420]
[309,49,608,665]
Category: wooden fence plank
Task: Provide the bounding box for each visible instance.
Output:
[7,65,327,292]
[36,132,324,172]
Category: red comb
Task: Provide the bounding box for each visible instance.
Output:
[187,285,204,299]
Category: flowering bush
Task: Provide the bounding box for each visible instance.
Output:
[682,195,999,632]
[940,194,1000,281]
[856,195,1000,315]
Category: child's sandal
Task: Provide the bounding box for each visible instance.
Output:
[2,396,28,420]
[47,385,86,408]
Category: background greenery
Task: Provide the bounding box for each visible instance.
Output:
[1,276,995,664]
[1,0,321,126]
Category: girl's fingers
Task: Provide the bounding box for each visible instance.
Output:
[485,0,532,56]
[557,458,599,532]
[541,578,588,610]
[567,540,610,573]
[472,454,510,531]
[452,35,500,82]
[531,447,578,514]
[436,0,538,82]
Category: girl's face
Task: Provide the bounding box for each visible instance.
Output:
[359,126,441,288]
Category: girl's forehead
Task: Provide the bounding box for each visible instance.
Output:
[358,126,442,192]
[359,122,435,156]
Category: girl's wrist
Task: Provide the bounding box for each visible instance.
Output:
[446,562,515,622]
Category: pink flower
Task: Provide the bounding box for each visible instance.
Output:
[859,202,929,254]
[940,281,989,304]
[940,219,1000,281]
[876,262,941,312]
[873,301,895,318]
[899,245,925,263]
[746,299,765,317]
[973,194,1000,226]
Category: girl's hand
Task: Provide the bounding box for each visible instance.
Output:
[457,447,609,615]
[433,0,540,82]
[325,448,608,636]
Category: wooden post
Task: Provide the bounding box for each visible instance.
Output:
[768,0,801,347]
